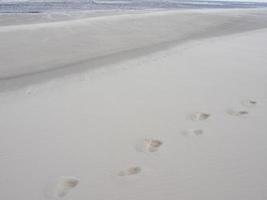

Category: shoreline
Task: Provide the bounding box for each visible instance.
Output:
[0,8,267,82]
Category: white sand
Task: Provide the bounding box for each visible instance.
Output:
[0,9,267,200]
[1,9,267,79]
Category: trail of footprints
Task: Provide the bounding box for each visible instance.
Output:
[45,99,257,198]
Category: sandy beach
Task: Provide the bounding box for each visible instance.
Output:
[0,8,267,200]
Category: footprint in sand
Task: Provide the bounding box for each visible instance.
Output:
[25,86,36,95]
[44,176,79,199]
[227,109,249,117]
[135,138,163,153]
[117,166,142,176]
[190,112,210,121]
[182,129,203,136]
[241,99,257,107]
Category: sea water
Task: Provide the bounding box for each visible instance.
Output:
[0,0,267,13]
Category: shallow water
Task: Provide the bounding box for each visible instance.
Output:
[0,0,267,13]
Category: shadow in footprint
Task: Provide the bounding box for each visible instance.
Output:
[117,166,142,177]
[182,129,203,136]
[227,109,249,117]
[241,99,257,107]
[135,138,163,153]
[190,112,210,121]
[44,176,79,199]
